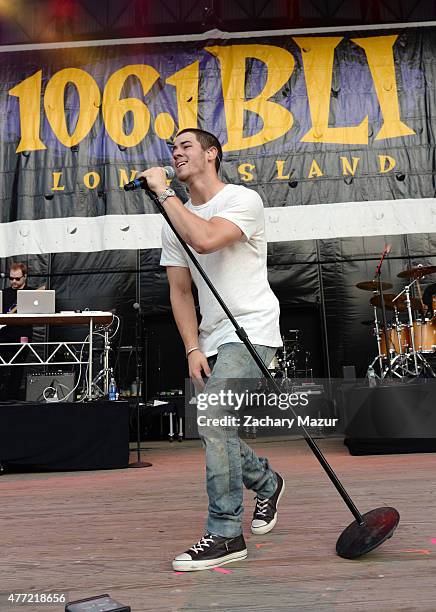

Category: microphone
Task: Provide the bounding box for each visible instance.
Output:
[374,244,392,279]
[124,166,175,191]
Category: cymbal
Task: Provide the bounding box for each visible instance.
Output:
[370,294,423,311]
[397,265,436,279]
[370,294,396,311]
[356,280,393,291]
[390,297,422,311]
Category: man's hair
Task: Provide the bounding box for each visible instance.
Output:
[176,128,222,172]
[10,262,27,276]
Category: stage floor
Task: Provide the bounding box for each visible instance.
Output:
[1,437,436,611]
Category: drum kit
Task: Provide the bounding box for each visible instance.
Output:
[357,265,436,379]
[268,330,313,381]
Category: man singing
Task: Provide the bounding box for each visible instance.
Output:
[140,128,284,572]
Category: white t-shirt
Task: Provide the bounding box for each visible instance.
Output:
[160,183,282,356]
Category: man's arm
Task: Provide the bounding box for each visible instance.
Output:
[166,210,242,255]
[140,168,243,254]
[167,266,211,386]
[167,266,198,352]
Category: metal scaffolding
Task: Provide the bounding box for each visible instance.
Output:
[0,1,435,46]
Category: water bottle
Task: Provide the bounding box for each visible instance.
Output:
[109,373,118,401]
[367,365,377,388]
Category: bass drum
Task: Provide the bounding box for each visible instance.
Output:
[412,319,436,353]
[379,324,410,356]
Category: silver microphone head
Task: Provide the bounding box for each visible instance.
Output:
[164,166,176,180]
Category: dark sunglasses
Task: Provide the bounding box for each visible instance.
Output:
[9,276,24,281]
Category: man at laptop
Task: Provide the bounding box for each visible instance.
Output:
[0,262,33,400]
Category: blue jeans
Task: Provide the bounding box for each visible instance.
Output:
[198,342,278,538]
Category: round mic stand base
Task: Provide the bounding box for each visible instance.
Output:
[336,507,400,559]
[129,460,152,468]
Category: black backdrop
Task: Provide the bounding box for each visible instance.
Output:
[2,234,435,393]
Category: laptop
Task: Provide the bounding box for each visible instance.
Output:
[17,290,55,314]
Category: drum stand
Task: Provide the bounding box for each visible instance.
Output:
[393,307,405,357]
[379,306,408,379]
[387,351,435,378]
[393,281,419,375]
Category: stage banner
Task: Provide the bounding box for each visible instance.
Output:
[0,26,436,256]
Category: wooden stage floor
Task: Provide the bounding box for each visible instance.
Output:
[1,437,436,612]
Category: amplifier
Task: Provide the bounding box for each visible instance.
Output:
[26,371,75,402]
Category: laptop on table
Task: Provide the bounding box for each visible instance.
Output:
[17,290,55,314]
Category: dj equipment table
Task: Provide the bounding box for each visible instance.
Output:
[0,312,113,400]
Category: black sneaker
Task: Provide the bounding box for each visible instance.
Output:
[172,533,247,572]
[251,473,285,535]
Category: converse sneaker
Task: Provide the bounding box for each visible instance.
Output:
[172,533,247,572]
[251,473,285,535]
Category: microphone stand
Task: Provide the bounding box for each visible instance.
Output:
[374,246,392,378]
[129,303,152,468]
[140,185,399,560]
